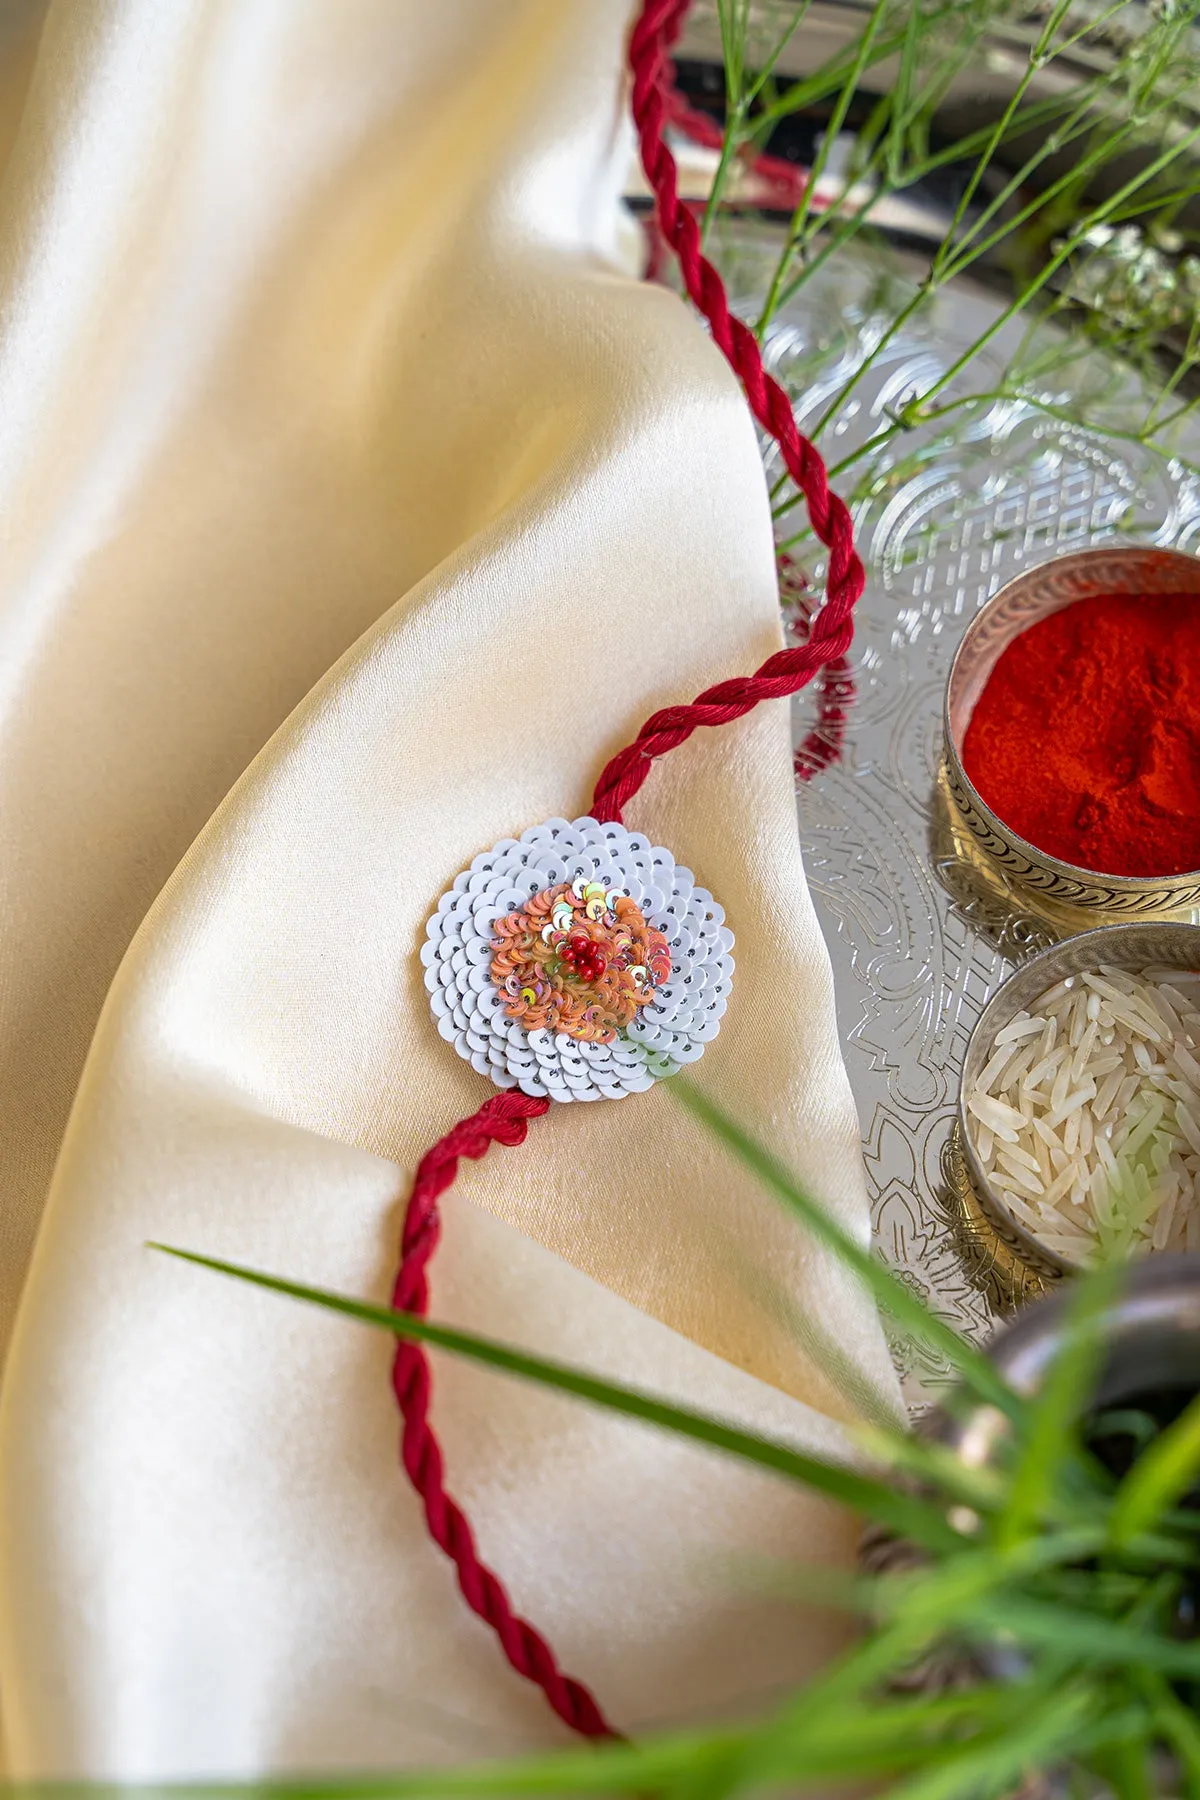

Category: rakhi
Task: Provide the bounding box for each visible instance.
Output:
[389,0,865,1743]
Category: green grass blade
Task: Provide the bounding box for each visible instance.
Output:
[743,0,812,108]
[884,1693,1144,1800]
[698,1230,905,1433]
[1138,1669,1200,1800]
[755,0,891,334]
[690,1685,1054,1789]
[1100,1731,1157,1800]
[672,1084,1023,1421]
[753,20,911,131]
[872,1528,1107,1624]
[942,0,1074,237]
[997,1263,1121,1550]
[883,0,921,186]
[853,1424,1006,1516]
[1110,1384,1200,1549]
[724,1532,1102,1792]
[148,1245,960,1551]
[102,1684,1075,1800]
[971,1595,1200,1679]
[74,1722,748,1798]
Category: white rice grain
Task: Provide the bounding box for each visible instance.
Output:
[993,1012,1043,1046]
[966,964,1200,1266]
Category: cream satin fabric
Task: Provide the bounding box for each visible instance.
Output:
[0,0,899,1780]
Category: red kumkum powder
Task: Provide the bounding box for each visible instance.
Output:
[962,592,1200,879]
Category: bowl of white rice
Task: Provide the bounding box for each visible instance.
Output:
[959,922,1200,1272]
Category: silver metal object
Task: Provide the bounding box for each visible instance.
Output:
[944,547,1200,915]
[957,922,1200,1274]
[880,1251,1200,1785]
[943,1250,1200,1467]
[718,224,1200,1407]
[942,1246,1200,1777]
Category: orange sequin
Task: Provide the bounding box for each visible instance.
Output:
[491,882,671,1044]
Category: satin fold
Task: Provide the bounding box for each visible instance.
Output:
[0,0,896,1777]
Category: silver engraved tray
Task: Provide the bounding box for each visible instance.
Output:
[709,225,1200,1409]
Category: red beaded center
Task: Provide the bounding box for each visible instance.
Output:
[490,881,671,1043]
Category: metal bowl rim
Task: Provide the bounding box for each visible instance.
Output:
[958,920,1200,1276]
[942,546,1200,894]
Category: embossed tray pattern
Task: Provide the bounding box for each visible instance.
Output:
[715,229,1200,1406]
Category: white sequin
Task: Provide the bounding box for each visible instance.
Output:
[423,816,734,1101]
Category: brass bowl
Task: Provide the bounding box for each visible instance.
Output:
[959,921,1200,1275]
[943,546,1200,916]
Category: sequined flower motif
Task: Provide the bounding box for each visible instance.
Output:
[492,880,672,1042]
[421,817,734,1102]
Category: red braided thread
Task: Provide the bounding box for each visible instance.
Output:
[593,0,866,824]
[388,0,868,1743]
[389,1089,619,1740]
